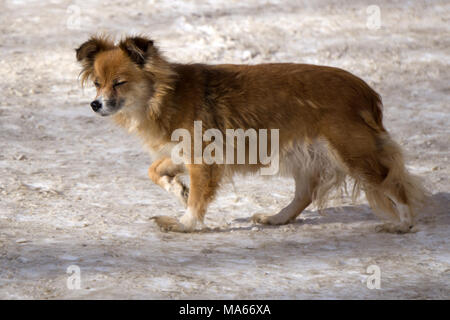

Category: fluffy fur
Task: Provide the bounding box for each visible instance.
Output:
[76,35,427,233]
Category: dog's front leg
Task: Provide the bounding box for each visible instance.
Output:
[152,164,222,233]
[148,158,188,207]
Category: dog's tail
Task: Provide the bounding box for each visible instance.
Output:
[358,91,386,133]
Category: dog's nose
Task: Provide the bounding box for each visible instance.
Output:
[90,100,102,112]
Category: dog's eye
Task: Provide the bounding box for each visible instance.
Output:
[113,81,128,88]
[94,81,100,88]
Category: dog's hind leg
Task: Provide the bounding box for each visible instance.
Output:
[366,181,419,233]
[252,174,315,225]
[327,130,426,233]
[148,157,188,207]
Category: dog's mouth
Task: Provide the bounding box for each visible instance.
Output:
[98,98,124,116]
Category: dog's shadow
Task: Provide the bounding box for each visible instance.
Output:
[196,192,449,234]
[198,206,372,233]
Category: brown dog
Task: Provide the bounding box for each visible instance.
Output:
[76,35,426,233]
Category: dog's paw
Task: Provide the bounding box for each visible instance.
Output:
[252,213,271,225]
[151,216,186,232]
[375,223,417,234]
[174,176,189,207]
[167,175,189,208]
[251,213,289,225]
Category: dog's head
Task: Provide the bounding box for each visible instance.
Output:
[76,35,159,116]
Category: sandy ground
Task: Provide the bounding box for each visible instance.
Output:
[0,0,449,299]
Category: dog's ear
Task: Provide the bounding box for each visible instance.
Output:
[76,36,114,64]
[119,36,154,66]
[76,36,114,86]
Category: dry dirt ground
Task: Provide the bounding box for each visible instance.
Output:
[0,0,449,299]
